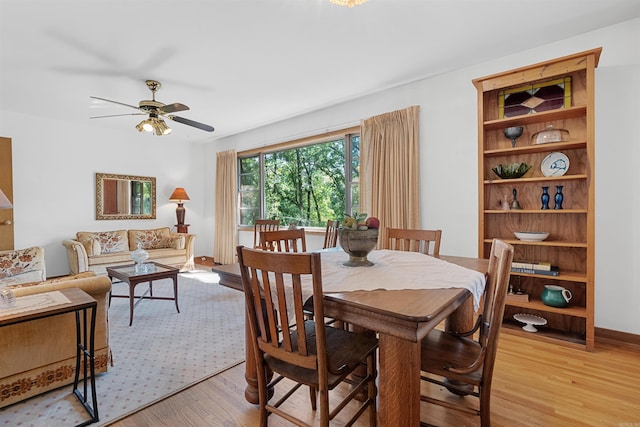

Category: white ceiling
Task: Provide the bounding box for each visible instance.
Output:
[1,0,639,143]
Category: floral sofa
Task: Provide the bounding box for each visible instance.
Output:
[62,227,196,276]
[0,246,112,407]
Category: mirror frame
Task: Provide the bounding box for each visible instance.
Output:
[96,172,156,220]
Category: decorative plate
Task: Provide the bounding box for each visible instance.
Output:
[541,152,569,177]
[513,313,547,332]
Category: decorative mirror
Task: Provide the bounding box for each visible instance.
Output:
[96,173,156,220]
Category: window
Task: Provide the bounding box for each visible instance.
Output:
[238,131,360,227]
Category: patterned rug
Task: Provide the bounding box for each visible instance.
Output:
[0,269,246,426]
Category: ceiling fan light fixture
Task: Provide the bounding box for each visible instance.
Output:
[154,118,171,136]
[135,118,154,133]
[135,117,170,135]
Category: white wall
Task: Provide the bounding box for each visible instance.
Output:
[1,112,210,277]
[208,18,640,334]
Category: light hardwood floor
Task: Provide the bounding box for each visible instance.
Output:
[111,331,640,426]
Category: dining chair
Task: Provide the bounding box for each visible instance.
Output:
[236,246,378,427]
[418,238,514,427]
[260,228,307,253]
[385,227,442,257]
[322,220,340,249]
[253,219,281,248]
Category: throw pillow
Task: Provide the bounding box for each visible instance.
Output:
[129,227,171,250]
[0,246,43,280]
[77,230,128,254]
[157,235,185,249]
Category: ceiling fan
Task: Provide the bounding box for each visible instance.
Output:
[90,80,214,135]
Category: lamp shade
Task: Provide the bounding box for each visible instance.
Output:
[0,188,12,209]
[169,188,190,203]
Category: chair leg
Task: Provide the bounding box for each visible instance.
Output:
[368,352,377,427]
[479,386,491,427]
[309,386,317,410]
[319,388,330,426]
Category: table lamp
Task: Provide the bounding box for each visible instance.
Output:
[169,187,190,233]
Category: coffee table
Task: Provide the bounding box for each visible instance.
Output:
[107,262,180,326]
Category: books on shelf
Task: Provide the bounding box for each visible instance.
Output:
[511,266,559,276]
[512,260,553,271]
[506,292,529,303]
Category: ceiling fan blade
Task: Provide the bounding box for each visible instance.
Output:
[91,113,145,119]
[90,96,139,110]
[159,103,189,114]
[167,115,215,132]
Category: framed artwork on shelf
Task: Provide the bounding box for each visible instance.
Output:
[498,77,572,118]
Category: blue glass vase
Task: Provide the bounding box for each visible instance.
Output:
[554,185,564,209]
[541,186,550,210]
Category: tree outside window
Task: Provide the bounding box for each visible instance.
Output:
[238,133,359,227]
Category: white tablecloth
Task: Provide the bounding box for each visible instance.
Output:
[319,249,486,311]
[264,249,486,318]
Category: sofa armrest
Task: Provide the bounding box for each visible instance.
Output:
[169,232,196,271]
[11,274,112,298]
[62,239,89,275]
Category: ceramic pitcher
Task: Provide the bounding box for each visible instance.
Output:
[541,285,572,308]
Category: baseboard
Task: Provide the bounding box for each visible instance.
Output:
[596,327,640,347]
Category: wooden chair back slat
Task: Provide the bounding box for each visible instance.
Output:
[385,227,442,256]
[253,219,280,248]
[260,228,307,253]
[323,220,340,249]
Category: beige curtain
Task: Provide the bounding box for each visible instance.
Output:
[214,149,238,264]
[360,105,421,247]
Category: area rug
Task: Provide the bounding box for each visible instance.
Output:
[0,269,246,426]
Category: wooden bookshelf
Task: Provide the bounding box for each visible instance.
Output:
[473,48,601,351]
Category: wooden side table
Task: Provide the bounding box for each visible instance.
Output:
[0,287,99,426]
[176,224,190,233]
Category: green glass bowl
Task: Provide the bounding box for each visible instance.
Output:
[491,162,531,179]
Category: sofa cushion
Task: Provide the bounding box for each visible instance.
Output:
[89,251,134,266]
[77,230,128,254]
[0,246,45,282]
[128,227,171,250]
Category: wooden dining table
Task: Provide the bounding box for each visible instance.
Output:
[213,251,488,426]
